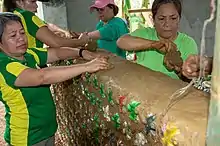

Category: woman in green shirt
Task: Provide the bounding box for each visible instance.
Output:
[87,0,129,58]
[117,0,198,79]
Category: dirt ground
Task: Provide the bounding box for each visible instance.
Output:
[0,103,6,145]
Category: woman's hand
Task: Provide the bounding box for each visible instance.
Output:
[85,40,98,51]
[182,54,212,79]
[85,57,109,73]
[82,50,109,61]
[163,50,182,73]
[151,40,177,54]
[69,31,80,39]
[78,32,90,45]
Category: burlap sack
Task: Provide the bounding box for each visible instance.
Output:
[53,50,208,146]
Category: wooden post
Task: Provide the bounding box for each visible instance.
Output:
[206,0,220,145]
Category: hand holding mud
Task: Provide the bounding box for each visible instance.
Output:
[152,40,177,54]
[78,32,91,45]
[152,40,183,74]
[164,50,183,73]
[69,31,80,39]
[84,40,98,51]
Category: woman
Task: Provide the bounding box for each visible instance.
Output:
[182,54,213,78]
[3,0,90,49]
[87,0,129,58]
[117,0,198,79]
[0,12,109,146]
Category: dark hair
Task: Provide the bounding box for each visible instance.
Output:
[107,4,119,16]
[3,0,50,12]
[0,13,23,42]
[3,0,17,12]
[152,0,182,19]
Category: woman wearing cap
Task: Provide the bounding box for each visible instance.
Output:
[3,0,90,50]
[117,0,198,80]
[87,0,129,58]
[0,12,109,146]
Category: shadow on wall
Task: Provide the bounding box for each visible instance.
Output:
[43,0,64,7]
[179,0,216,57]
[65,0,98,32]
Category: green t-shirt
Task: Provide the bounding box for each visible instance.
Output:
[14,8,46,48]
[0,48,57,145]
[130,27,198,79]
[96,17,129,58]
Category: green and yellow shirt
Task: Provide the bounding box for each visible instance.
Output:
[0,48,57,146]
[13,8,46,48]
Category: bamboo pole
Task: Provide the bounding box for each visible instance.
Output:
[128,8,151,13]
[206,0,220,145]
[122,0,125,18]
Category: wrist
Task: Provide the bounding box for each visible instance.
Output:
[79,48,85,58]
[87,34,93,43]
[83,62,90,72]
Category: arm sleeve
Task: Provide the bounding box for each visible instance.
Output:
[128,28,146,55]
[0,61,29,87]
[27,47,48,66]
[129,28,143,37]
[21,11,46,37]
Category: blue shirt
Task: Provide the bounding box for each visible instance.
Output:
[96,17,129,58]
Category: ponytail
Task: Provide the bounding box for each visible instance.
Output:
[3,0,17,12]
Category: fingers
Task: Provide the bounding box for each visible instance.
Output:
[79,32,89,39]
[182,62,199,79]
[164,41,170,52]
[182,54,200,78]
[70,31,80,38]
[98,63,109,70]
[174,66,181,73]
[152,41,165,52]
[182,70,199,79]
[164,57,175,71]
[93,57,109,65]
[166,62,175,71]
[159,40,177,53]
[167,42,176,52]
[93,58,110,71]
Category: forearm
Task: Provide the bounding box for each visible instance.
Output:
[54,47,80,61]
[47,23,68,34]
[117,35,156,51]
[41,64,87,84]
[15,64,89,87]
[88,30,101,40]
[36,27,86,48]
[53,37,85,48]
[47,46,97,63]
